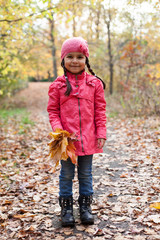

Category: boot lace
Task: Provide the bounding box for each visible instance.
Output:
[81,196,92,213]
[60,197,73,216]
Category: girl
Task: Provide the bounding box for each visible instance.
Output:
[47,37,106,227]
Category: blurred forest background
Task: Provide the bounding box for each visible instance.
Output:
[0,0,160,116]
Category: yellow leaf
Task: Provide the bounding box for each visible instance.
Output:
[150,202,160,210]
[48,129,78,171]
[13,213,35,219]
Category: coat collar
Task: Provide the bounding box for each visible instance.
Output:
[66,70,86,82]
[59,71,96,85]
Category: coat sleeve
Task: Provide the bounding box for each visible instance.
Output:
[94,80,107,139]
[47,82,63,131]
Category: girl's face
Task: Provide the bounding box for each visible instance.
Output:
[64,52,86,74]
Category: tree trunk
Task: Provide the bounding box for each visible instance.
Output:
[126,66,131,85]
[95,6,101,40]
[73,16,76,36]
[49,13,57,80]
[106,12,113,95]
[72,1,76,36]
[103,6,114,95]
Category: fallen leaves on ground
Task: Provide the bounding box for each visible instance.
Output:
[0,83,160,239]
[0,114,160,239]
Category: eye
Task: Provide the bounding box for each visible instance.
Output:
[67,55,73,58]
[78,55,85,59]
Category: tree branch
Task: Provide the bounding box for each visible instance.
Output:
[0,7,56,23]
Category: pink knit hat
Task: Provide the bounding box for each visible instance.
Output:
[61,37,89,60]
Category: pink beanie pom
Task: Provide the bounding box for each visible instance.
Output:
[61,37,89,60]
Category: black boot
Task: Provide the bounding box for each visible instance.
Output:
[78,195,94,224]
[59,196,75,227]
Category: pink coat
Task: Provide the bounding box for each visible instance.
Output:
[47,71,107,156]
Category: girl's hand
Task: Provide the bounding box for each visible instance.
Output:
[97,138,106,149]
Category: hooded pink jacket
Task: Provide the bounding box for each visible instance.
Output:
[47,71,107,156]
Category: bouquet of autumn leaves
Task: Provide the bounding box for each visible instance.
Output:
[48,129,78,172]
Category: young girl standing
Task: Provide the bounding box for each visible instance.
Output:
[47,37,107,227]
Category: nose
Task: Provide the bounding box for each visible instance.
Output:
[72,57,78,63]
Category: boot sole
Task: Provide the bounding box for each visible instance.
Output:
[81,220,94,225]
[62,222,75,227]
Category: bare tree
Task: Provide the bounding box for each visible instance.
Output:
[48,12,57,80]
[103,5,114,94]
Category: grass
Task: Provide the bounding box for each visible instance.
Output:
[108,111,119,118]
[0,108,27,120]
[0,108,35,134]
[21,116,34,125]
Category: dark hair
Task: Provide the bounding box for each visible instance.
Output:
[61,58,106,96]
[61,59,72,96]
[85,58,106,89]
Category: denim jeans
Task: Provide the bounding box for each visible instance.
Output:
[59,155,93,197]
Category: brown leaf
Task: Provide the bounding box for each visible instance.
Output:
[33,194,41,202]
[48,129,77,170]
[120,172,129,178]
[13,213,35,219]
[45,218,52,228]
[148,215,160,223]
[47,186,58,194]
[93,228,105,236]
[85,225,96,234]
[64,229,73,236]
[2,200,12,206]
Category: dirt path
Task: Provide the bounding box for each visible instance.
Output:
[13,82,51,118]
[1,83,160,239]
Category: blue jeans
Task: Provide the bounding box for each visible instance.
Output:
[59,155,93,197]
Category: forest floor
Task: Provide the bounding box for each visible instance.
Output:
[0,82,160,240]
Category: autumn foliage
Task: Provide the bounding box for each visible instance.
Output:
[48,129,77,171]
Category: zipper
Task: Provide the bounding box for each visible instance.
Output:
[78,98,84,152]
[76,75,84,152]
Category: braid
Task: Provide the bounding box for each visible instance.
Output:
[86,58,106,89]
[61,59,72,96]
